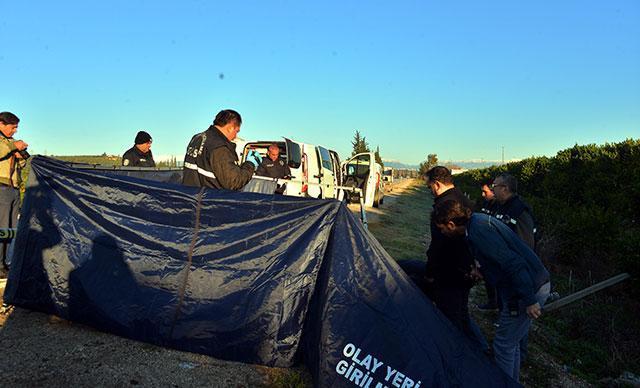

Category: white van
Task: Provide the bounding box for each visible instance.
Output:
[305,142,345,200]
[383,167,394,185]
[342,152,385,208]
[239,138,345,200]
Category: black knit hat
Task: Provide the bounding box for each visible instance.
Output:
[134,131,152,145]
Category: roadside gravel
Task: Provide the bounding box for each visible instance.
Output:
[0,284,285,387]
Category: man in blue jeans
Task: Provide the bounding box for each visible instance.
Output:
[433,199,551,382]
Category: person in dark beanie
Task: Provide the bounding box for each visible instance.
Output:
[122,131,155,167]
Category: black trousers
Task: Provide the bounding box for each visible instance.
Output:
[435,286,472,332]
[434,285,488,351]
[485,282,498,306]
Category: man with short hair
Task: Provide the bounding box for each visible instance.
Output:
[256,144,291,179]
[122,131,156,167]
[433,199,550,382]
[478,179,497,215]
[424,166,488,351]
[0,112,29,273]
[476,179,499,311]
[182,109,261,191]
[492,173,536,250]
[490,173,538,362]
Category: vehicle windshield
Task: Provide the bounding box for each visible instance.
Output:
[346,154,370,176]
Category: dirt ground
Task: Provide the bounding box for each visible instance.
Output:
[347,177,416,224]
[0,285,297,387]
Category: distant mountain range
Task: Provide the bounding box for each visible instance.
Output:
[382,159,508,170]
[381,160,420,170]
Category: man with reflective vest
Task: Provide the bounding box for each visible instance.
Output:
[491,173,536,250]
[122,131,156,167]
[490,172,538,364]
[476,178,500,311]
[256,144,291,179]
[182,109,261,190]
[478,179,497,216]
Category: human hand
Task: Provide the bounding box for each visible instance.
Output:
[246,150,262,168]
[13,140,28,151]
[468,264,483,281]
[249,150,262,160]
[526,302,542,319]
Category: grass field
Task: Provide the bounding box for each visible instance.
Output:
[367,182,432,262]
[52,154,122,165]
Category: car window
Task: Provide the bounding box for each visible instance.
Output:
[319,147,332,170]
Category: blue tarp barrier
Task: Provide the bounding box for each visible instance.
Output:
[4,156,518,387]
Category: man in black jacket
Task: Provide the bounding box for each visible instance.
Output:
[256,144,291,179]
[491,173,538,363]
[476,178,500,311]
[425,166,488,351]
[182,109,261,190]
[122,131,156,167]
[477,179,497,215]
[492,173,536,250]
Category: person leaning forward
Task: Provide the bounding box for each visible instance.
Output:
[0,111,29,271]
[182,109,261,190]
[122,131,155,167]
[433,199,550,382]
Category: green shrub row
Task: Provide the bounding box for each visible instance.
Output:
[455,139,640,288]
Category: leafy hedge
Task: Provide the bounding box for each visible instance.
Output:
[455,138,640,289]
[455,139,640,379]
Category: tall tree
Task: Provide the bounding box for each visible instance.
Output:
[427,154,438,169]
[419,153,439,175]
[351,130,370,156]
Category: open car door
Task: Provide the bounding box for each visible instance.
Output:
[316,146,335,199]
[329,150,343,201]
[342,152,377,207]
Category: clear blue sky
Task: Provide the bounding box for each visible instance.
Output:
[2,1,638,165]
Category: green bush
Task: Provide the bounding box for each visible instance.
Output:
[455,138,640,381]
[456,138,640,283]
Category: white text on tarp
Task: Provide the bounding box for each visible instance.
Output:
[335,343,422,388]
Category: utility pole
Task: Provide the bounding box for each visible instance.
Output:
[501,146,504,165]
